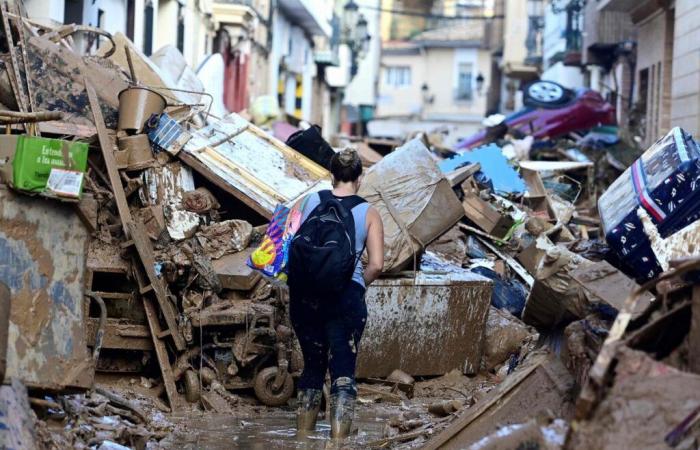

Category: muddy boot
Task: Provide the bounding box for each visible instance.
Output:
[329,391,355,440]
[296,389,322,433]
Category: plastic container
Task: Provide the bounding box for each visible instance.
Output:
[117,87,166,133]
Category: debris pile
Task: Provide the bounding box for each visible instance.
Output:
[0,7,699,450]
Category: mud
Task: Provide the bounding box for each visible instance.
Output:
[161,408,388,449]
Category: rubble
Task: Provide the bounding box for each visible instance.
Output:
[2,8,700,450]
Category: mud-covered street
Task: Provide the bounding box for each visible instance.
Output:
[3,0,700,449]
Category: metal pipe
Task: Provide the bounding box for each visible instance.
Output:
[86,292,107,366]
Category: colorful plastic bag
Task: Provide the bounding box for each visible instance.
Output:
[247,196,307,280]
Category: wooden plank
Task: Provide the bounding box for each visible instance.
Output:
[177,150,271,219]
[86,318,153,351]
[0,2,27,114]
[12,2,36,116]
[446,162,480,187]
[85,79,133,236]
[475,235,534,287]
[142,296,184,411]
[38,120,97,138]
[128,220,185,351]
[423,354,573,450]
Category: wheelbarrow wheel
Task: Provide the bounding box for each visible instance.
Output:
[184,369,201,403]
[253,366,294,407]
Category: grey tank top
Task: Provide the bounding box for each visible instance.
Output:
[300,191,370,288]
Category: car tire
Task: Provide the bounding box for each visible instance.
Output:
[523,80,573,108]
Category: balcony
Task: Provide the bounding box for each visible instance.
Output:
[212,0,255,29]
[279,0,332,37]
[598,0,671,21]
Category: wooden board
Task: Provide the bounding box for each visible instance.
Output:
[127,220,185,351]
[142,296,184,411]
[86,318,153,351]
[423,354,574,450]
[85,79,132,236]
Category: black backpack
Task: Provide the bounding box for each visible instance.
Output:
[288,191,366,296]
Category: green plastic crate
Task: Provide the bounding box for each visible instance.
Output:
[11,136,88,196]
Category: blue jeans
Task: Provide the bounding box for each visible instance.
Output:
[290,281,367,396]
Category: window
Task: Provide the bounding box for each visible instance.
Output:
[456,63,473,100]
[384,66,411,87]
[96,9,105,49]
[177,3,185,53]
[143,0,154,56]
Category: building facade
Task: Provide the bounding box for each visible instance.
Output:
[376,24,491,137]
[586,0,700,143]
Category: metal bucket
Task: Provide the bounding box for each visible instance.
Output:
[117,87,166,133]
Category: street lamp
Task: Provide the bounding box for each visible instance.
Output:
[342,1,371,77]
[343,0,359,42]
[476,73,485,94]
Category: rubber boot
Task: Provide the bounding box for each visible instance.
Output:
[329,391,355,440]
[296,389,322,433]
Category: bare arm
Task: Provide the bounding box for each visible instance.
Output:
[363,207,384,286]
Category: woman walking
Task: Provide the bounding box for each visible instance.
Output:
[287,148,384,439]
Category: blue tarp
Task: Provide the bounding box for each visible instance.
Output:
[439,143,526,194]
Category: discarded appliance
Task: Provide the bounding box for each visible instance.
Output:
[599,127,700,281]
[358,138,464,272]
[356,271,492,378]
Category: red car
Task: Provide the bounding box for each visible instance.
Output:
[456,80,616,150]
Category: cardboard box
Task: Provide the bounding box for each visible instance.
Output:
[461,178,514,238]
[521,167,556,221]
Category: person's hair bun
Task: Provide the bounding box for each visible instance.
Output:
[337,148,360,167]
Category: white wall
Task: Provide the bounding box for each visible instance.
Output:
[542,62,583,89]
[156,0,177,52]
[268,8,317,121]
[541,2,583,88]
[25,0,65,25]
[84,0,127,36]
[542,1,566,67]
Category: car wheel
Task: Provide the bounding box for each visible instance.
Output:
[524,80,572,108]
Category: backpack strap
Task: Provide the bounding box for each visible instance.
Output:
[318,189,333,204]
[339,195,366,211]
[318,190,366,211]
